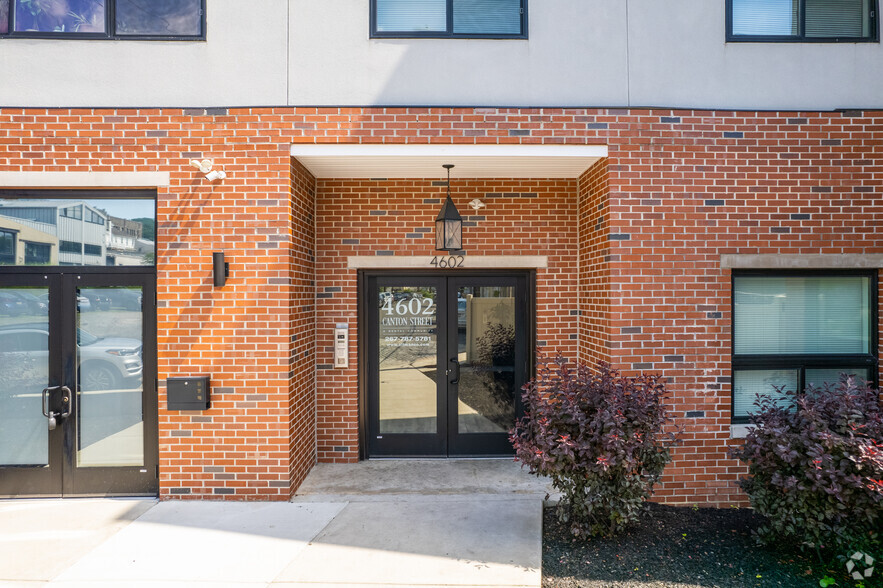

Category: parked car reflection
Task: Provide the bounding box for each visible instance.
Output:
[77,295,92,312]
[82,290,111,311]
[86,288,141,311]
[6,290,47,314]
[0,292,27,316]
[32,293,108,313]
[0,323,142,391]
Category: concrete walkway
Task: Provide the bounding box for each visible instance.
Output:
[0,459,552,587]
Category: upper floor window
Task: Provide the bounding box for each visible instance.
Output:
[0,0,204,39]
[371,0,527,38]
[727,0,877,42]
[61,205,82,220]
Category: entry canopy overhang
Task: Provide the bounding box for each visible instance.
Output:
[289,144,608,179]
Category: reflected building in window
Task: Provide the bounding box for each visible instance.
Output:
[106,215,154,266]
[0,200,106,266]
[0,216,58,266]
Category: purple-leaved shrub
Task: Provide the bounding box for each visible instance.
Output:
[510,355,678,538]
[729,375,883,553]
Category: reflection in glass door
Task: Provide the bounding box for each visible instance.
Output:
[446,277,526,456]
[453,284,516,434]
[0,285,52,468]
[77,286,145,468]
[366,273,529,457]
[369,277,447,456]
[0,272,157,497]
[378,285,439,435]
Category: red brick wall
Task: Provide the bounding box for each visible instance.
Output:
[149,119,296,500]
[577,158,611,368]
[288,158,317,492]
[153,143,297,499]
[313,178,579,462]
[0,106,880,504]
[601,110,883,505]
[0,108,307,500]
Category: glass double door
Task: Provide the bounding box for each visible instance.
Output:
[366,273,529,456]
[0,271,157,497]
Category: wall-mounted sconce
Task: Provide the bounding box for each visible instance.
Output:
[190,158,227,182]
[213,252,229,287]
[468,198,486,212]
[435,164,463,252]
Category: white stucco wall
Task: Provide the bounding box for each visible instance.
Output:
[289,0,883,110]
[0,0,289,107]
[627,0,883,110]
[288,0,630,107]
[1,0,881,109]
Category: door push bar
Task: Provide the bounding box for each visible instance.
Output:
[41,386,71,431]
[449,358,461,385]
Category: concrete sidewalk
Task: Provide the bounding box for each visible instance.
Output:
[0,460,551,587]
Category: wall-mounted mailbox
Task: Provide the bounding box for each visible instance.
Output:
[167,377,211,411]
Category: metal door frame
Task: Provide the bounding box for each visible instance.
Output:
[359,269,535,459]
[445,274,529,456]
[0,266,158,497]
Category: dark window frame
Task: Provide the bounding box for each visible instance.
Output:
[1,0,206,41]
[59,240,83,254]
[726,0,879,43]
[0,228,16,264]
[61,205,82,220]
[731,269,879,424]
[23,240,51,265]
[0,189,157,269]
[0,228,15,252]
[370,0,528,39]
[85,208,105,225]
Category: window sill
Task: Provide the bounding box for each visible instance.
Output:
[370,35,527,40]
[730,424,753,439]
[726,38,878,43]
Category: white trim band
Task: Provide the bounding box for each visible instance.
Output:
[721,254,883,269]
[347,255,548,269]
[292,144,608,158]
[0,172,170,188]
[291,144,608,179]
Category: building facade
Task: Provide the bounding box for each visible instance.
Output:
[0,0,880,504]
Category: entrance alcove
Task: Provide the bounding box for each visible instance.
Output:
[289,144,610,469]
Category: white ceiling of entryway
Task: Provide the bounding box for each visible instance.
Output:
[289,144,608,179]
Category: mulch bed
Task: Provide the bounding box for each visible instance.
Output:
[542,503,862,588]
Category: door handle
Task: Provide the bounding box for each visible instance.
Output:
[41,386,71,430]
[41,386,56,418]
[42,386,58,430]
[449,358,460,385]
[59,386,71,419]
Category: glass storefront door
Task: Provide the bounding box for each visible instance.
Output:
[366,272,529,457]
[0,271,157,497]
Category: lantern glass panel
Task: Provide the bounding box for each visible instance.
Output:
[445,219,462,250]
[435,218,462,251]
[436,218,445,250]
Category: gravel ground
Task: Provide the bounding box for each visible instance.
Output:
[542,503,861,588]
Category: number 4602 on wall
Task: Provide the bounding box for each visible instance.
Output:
[430,255,464,268]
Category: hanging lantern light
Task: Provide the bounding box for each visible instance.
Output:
[435,164,463,252]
